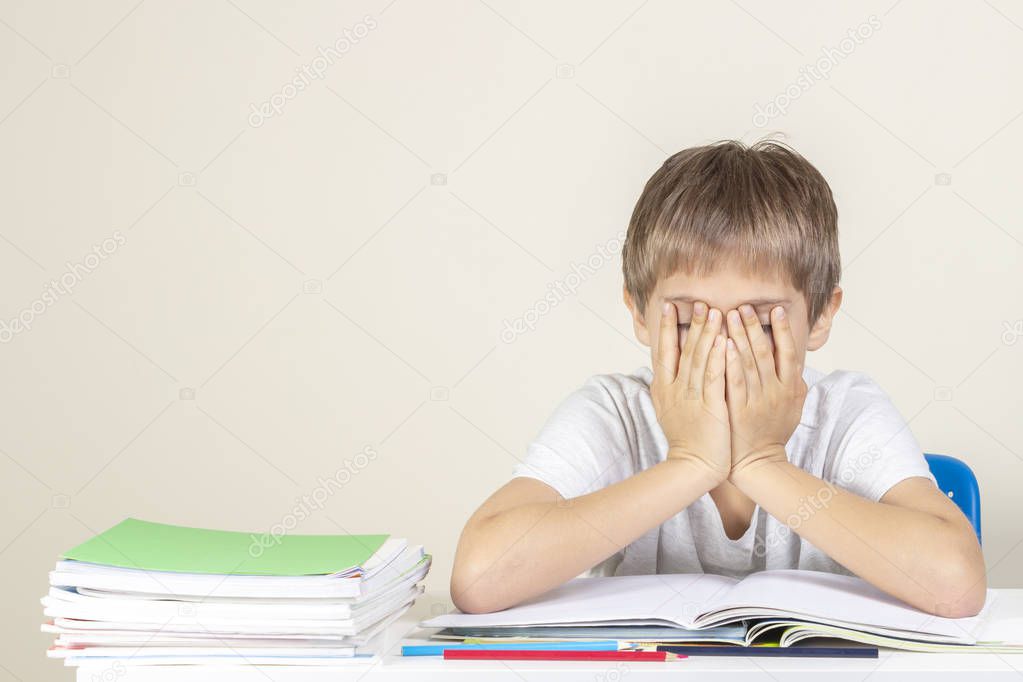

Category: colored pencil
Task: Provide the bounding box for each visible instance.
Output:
[403,641,621,656]
[657,644,878,658]
[443,649,683,661]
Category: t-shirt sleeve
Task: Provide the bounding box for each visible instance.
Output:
[823,373,937,502]
[511,376,635,500]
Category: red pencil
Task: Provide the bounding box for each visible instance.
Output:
[443,649,683,662]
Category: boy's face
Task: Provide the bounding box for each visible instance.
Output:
[625,264,842,371]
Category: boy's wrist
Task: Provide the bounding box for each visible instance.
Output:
[729,445,789,488]
[661,454,729,489]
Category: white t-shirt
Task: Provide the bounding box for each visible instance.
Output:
[511,364,937,579]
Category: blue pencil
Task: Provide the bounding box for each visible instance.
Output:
[402,640,621,656]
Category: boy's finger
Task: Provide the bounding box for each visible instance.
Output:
[726,309,761,396]
[655,301,680,383]
[679,300,708,381]
[687,307,722,397]
[704,333,726,402]
[738,304,775,384]
[724,337,747,406]
[771,305,798,385]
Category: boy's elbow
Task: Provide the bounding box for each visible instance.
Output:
[449,559,505,614]
[450,590,499,615]
[926,549,987,618]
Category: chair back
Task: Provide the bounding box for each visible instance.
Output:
[925,453,982,545]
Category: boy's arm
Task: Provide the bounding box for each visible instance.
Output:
[723,303,986,617]
[449,457,722,614]
[731,459,986,617]
[451,301,730,614]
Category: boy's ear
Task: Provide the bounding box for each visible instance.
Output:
[623,285,652,346]
[806,286,843,351]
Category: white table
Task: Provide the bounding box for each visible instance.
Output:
[74,590,1023,681]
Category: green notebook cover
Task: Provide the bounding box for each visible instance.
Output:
[62,518,389,576]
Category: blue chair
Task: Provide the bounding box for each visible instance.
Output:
[925,453,982,545]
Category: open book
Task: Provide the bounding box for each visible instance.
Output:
[423,570,1004,651]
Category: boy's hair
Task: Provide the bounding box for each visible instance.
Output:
[622,139,840,326]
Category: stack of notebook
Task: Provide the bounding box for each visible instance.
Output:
[42,518,431,667]
[422,570,1019,654]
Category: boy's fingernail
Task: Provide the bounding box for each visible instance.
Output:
[775,306,785,320]
[663,302,672,315]
[694,301,706,316]
[708,308,720,322]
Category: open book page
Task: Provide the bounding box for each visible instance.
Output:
[431,624,750,643]
[421,573,737,628]
[423,569,996,647]
[697,569,990,643]
[775,623,1023,652]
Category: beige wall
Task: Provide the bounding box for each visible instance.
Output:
[2,0,1022,678]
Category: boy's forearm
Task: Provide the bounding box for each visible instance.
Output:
[731,450,986,616]
[451,458,722,613]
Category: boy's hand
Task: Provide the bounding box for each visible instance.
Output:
[724,304,807,478]
[651,300,730,482]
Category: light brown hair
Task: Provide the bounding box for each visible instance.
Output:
[622,139,840,325]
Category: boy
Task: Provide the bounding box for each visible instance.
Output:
[450,139,985,618]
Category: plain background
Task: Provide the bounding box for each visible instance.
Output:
[2,0,1022,678]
